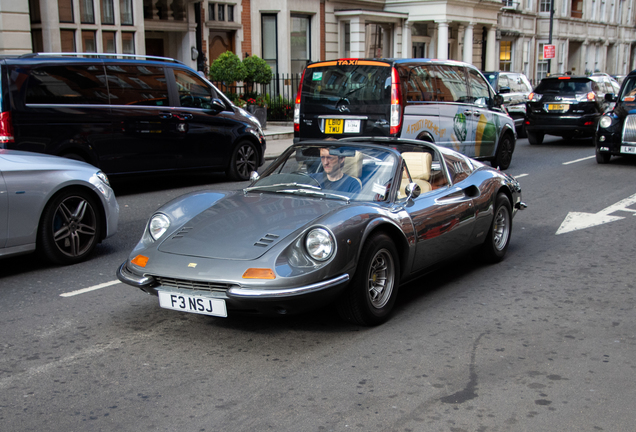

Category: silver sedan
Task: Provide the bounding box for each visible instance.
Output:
[0,150,119,265]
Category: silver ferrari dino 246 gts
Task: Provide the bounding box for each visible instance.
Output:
[117,138,525,325]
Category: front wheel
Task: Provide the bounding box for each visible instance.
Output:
[38,189,102,265]
[527,131,544,145]
[479,193,512,263]
[492,134,514,170]
[337,233,400,326]
[227,141,259,181]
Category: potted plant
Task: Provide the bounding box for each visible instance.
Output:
[209,51,246,94]
[243,55,272,128]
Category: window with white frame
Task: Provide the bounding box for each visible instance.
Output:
[262,14,278,75]
[539,0,551,12]
[500,41,512,71]
[209,3,235,22]
[291,15,311,76]
[537,43,549,81]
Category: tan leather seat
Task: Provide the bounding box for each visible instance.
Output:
[341,151,363,187]
[398,152,432,198]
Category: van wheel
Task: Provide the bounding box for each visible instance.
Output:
[492,134,513,170]
[227,141,258,181]
[38,189,101,265]
[527,131,544,145]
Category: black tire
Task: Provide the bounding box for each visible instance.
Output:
[227,141,259,181]
[337,233,400,326]
[492,133,514,170]
[596,149,611,164]
[37,189,102,265]
[479,193,512,263]
[527,131,544,145]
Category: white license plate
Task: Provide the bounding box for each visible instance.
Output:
[158,291,227,317]
[344,120,361,133]
[620,145,636,154]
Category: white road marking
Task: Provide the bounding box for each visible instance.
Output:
[60,280,121,297]
[563,155,595,165]
[514,173,529,178]
[556,193,636,235]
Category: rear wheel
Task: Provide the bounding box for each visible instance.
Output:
[492,134,514,170]
[38,189,102,265]
[596,149,611,164]
[227,141,258,181]
[337,233,400,326]
[479,193,512,263]
[527,131,544,145]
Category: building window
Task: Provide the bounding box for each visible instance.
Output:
[537,43,548,81]
[412,42,426,58]
[29,0,41,23]
[218,4,225,21]
[571,0,583,18]
[209,3,215,20]
[80,0,95,23]
[32,29,44,52]
[59,0,74,23]
[60,29,76,52]
[82,30,96,52]
[102,31,116,53]
[262,14,278,76]
[291,16,310,76]
[120,0,133,25]
[344,23,350,57]
[101,0,115,24]
[122,32,135,54]
[499,41,512,71]
[228,5,234,22]
[539,0,551,12]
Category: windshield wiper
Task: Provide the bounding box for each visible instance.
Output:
[244,182,322,193]
[275,188,350,202]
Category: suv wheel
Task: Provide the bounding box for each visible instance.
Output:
[227,141,258,181]
[527,131,544,145]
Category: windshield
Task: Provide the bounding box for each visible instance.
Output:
[534,78,593,94]
[247,144,398,202]
[619,76,636,103]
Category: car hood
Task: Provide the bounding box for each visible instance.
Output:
[157,192,343,260]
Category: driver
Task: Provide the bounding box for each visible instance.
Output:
[312,148,361,194]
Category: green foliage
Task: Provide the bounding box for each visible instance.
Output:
[209,51,246,83]
[243,55,273,85]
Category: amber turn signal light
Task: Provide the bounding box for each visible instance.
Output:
[131,255,149,267]
[242,268,276,279]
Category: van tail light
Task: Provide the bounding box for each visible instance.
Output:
[0,112,14,145]
[390,67,402,135]
[294,69,307,133]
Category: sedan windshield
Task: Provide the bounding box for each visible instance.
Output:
[247,145,398,202]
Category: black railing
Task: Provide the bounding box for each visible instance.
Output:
[211,73,302,121]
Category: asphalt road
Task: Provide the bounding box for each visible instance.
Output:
[1,136,635,431]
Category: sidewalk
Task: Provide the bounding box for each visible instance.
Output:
[262,122,294,160]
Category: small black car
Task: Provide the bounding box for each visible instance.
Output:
[594,70,636,163]
[483,71,533,137]
[0,53,265,180]
[525,75,613,145]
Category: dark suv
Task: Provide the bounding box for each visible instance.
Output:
[594,69,636,163]
[483,71,533,137]
[0,53,265,180]
[525,75,613,145]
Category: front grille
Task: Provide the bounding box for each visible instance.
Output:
[154,276,231,293]
[622,115,636,144]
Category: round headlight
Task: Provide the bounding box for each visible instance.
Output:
[305,228,335,261]
[599,115,613,128]
[149,213,170,241]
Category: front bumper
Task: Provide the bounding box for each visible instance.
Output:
[117,261,350,315]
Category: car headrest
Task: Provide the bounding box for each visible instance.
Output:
[342,151,363,178]
[402,152,432,182]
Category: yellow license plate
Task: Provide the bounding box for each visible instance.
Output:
[326,119,343,134]
[548,104,568,111]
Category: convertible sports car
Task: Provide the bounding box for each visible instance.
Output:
[117,138,525,325]
[0,150,119,264]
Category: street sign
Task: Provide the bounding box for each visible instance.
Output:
[543,44,556,59]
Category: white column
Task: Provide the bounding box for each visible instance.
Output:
[350,17,365,58]
[463,23,474,64]
[402,20,410,58]
[486,26,497,71]
[437,21,449,60]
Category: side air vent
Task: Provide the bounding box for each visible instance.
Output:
[171,226,193,239]
[254,233,280,247]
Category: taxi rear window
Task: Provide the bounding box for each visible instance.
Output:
[302,61,391,106]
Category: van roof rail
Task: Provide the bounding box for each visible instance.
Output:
[18,52,184,64]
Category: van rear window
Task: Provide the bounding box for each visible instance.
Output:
[26,65,109,105]
[534,78,593,94]
[301,63,391,106]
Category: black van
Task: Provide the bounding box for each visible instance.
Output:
[0,53,265,180]
[294,58,516,170]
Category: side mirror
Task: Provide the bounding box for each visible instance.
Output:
[605,93,617,102]
[405,182,421,200]
[499,86,511,94]
[493,94,504,106]
[211,98,226,112]
[249,171,260,182]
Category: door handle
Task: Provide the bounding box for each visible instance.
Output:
[175,113,193,120]
[159,112,173,119]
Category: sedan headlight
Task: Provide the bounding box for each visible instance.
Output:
[148,213,170,241]
[599,115,613,128]
[95,170,110,186]
[305,228,335,261]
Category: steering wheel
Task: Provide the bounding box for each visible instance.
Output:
[291,171,322,188]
